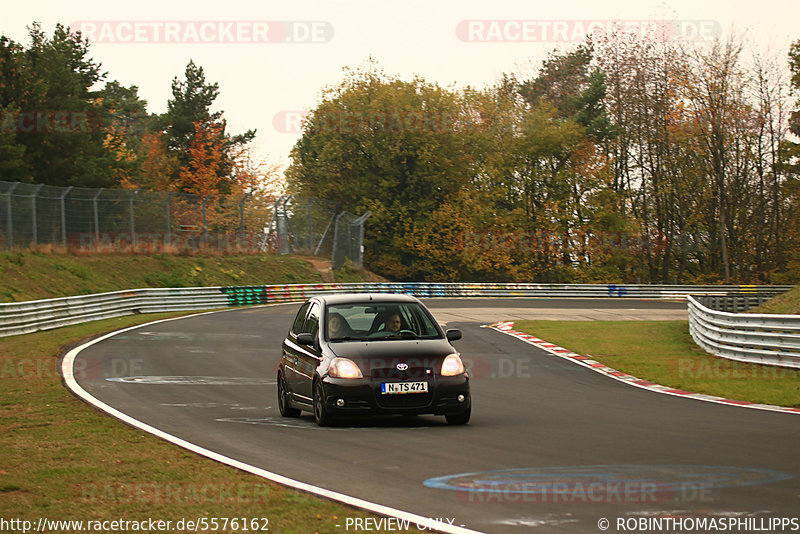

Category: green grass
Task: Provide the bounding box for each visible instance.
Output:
[514,320,800,408]
[753,285,800,315]
[0,314,422,533]
[0,251,325,302]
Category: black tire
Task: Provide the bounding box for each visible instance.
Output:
[277,374,301,418]
[313,379,334,427]
[445,406,471,425]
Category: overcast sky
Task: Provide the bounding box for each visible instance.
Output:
[4,0,798,172]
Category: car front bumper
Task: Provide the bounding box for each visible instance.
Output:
[320,375,470,416]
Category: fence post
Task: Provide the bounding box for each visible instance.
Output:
[31,184,43,246]
[353,211,371,267]
[308,198,314,254]
[92,188,104,250]
[60,186,72,248]
[165,193,174,248]
[129,189,140,250]
[240,192,251,248]
[282,196,294,252]
[277,196,291,255]
[5,183,19,249]
[314,213,335,256]
[202,195,208,247]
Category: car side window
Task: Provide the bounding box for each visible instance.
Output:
[306,303,321,337]
[291,302,310,336]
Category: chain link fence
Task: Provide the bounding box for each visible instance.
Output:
[265,195,370,269]
[0,180,271,252]
[0,182,370,268]
[331,211,371,270]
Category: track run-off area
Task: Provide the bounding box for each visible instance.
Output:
[62,299,800,534]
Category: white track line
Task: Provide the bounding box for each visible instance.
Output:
[60,310,485,534]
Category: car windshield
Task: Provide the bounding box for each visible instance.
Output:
[326,302,442,341]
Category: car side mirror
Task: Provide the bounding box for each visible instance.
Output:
[446,329,462,342]
[297,333,315,346]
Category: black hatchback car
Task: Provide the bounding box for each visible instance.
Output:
[278,293,471,426]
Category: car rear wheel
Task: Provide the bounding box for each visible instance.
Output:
[278,374,301,417]
[445,406,471,425]
[313,380,334,426]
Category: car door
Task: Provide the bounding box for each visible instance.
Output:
[283,302,310,402]
[292,301,322,401]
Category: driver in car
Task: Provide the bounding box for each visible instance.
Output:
[328,313,353,340]
[384,313,402,333]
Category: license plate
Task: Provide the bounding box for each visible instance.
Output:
[381,381,428,394]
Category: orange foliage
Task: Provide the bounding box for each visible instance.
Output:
[179,121,227,196]
[120,132,177,191]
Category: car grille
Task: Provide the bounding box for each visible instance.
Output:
[370,367,433,380]
[376,392,433,409]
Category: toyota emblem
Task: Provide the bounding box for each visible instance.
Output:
[396,363,409,371]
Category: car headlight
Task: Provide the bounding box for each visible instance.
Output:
[441,354,465,376]
[329,358,363,379]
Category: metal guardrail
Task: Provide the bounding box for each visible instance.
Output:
[692,295,772,313]
[0,282,792,338]
[688,296,800,369]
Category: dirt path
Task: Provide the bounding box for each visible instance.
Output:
[307,257,335,283]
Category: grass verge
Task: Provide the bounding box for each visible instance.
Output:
[0,252,325,303]
[752,285,800,315]
[514,320,800,408]
[0,314,421,533]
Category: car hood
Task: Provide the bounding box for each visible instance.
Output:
[329,338,455,358]
[328,338,457,375]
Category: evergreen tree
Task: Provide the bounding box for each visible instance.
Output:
[0,36,32,182]
[17,23,117,187]
[155,60,255,192]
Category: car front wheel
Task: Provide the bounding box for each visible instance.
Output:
[445,406,471,425]
[313,379,334,426]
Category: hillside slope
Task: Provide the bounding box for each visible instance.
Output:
[754,285,800,315]
[0,252,340,302]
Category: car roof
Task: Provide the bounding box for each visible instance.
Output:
[312,293,422,306]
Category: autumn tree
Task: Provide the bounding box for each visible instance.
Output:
[96,80,149,186]
[154,60,255,192]
[286,61,482,278]
[782,39,800,276]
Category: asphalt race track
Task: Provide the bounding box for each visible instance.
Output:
[64,299,800,533]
